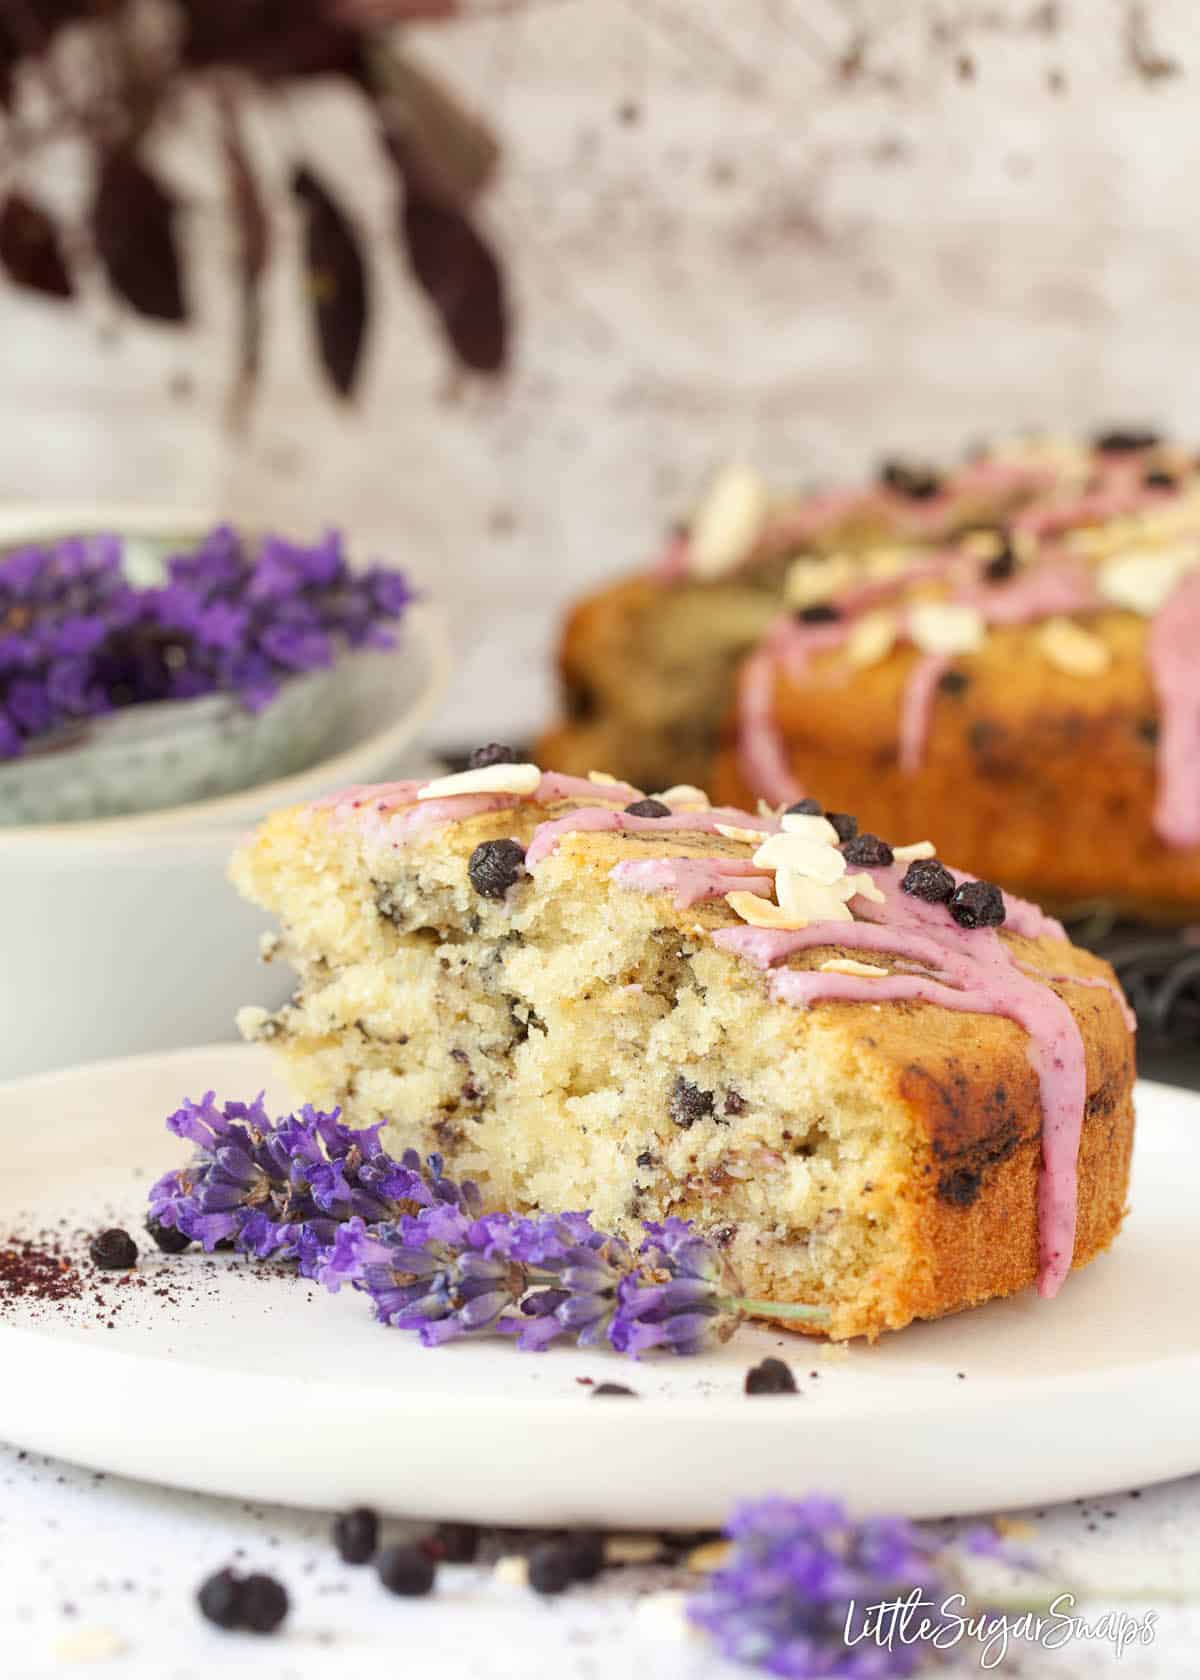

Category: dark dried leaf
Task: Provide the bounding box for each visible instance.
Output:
[397,150,507,374]
[92,150,186,323]
[371,51,499,210]
[292,165,369,399]
[179,0,362,79]
[0,191,73,298]
[220,99,270,413]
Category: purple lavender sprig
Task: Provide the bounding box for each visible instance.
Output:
[0,524,411,759]
[321,1207,828,1355]
[150,1094,829,1352]
[687,1496,954,1678]
[148,1093,472,1278]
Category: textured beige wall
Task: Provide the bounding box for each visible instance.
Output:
[1,1,1194,739]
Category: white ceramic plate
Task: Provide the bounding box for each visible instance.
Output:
[2,1045,1196,1528]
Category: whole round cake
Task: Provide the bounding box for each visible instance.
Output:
[540,432,1200,918]
[232,755,1135,1341]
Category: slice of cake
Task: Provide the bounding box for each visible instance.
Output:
[231,758,1135,1340]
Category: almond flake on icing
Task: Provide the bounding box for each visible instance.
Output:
[688,463,770,578]
[656,784,711,807]
[846,609,898,669]
[1037,617,1111,677]
[779,812,840,844]
[892,840,936,864]
[846,872,886,904]
[818,958,889,977]
[715,822,770,844]
[726,889,848,930]
[785,552,854,609]
[960,528,1006,561]
[775,873,857,924]
[1097,545,1200,616]
[907,601,986,657]
[588,770,621,785]
[418,763,541,799]
[753,831,845,882]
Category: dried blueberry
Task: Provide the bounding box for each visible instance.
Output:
[333,1506,379,1565]
[982,545,1017,582]
[145,1217,190,1255]
[900,858,955,904]
[592,1382,637,1398]
[744,1357,797,1395]
[1137,717,1160,745]
[1144,468,1177,491]
[723,1090,747,1116]
[196,1568,242,1630]
[468,742,521,769]
[841,833,893,868]
[635,1149,658,1169]
[796,603,841,623]
[89,1228,138,1270]
[1094,427,1160,454]
[785,797,822,816]
[528,1542,574,1596]
[625,798,672,818]
[670,1076,714,1129]
[879,459,942,499]
[429,1522,480,1565]
[239,1573,289,1635]
[949,879,1006,929]
[938,669,970,697]
[826,811,858,843]
[378,1544,436,1597]
[468,839,527,899]
[563,1531,605,1582]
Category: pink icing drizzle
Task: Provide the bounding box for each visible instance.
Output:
[714,867,1101,1298]
[736,560,1107,796]
[610,856,775,909]
[1149,570,1200,847]
[526,804,778,870]
[898,655,949,773]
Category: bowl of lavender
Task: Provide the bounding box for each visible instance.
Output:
[0,519,417,826]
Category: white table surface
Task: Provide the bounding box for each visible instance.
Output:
[2,1437,1198,1679]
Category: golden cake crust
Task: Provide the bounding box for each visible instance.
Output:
[711,613,1200,918]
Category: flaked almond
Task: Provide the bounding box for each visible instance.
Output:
[785,552,855,610]
[727,890,836,930]
[493,1555,530,1587]
[1037,617,1111,677]
[960,528,1006,561]
[1097,545,1199,616]
[780,812,840,843]
[605,1535,666,1565]
[689,463,770,579]
[892,840,936,863]
[845,608,898,669]
[656,783,710,807]
[715,822,770,844]
[774,873,857,924]
[754,831,846,883]
[907,601,985,657]
[418,763,541,799]
[685,1540,733,1574]
[818,957,888,977]
[846,872,886,904]
[588,770,620,786]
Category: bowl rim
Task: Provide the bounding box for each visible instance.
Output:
[0,506,452,848]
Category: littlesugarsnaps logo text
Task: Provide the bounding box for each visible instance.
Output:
[843,1589,1158,1668]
